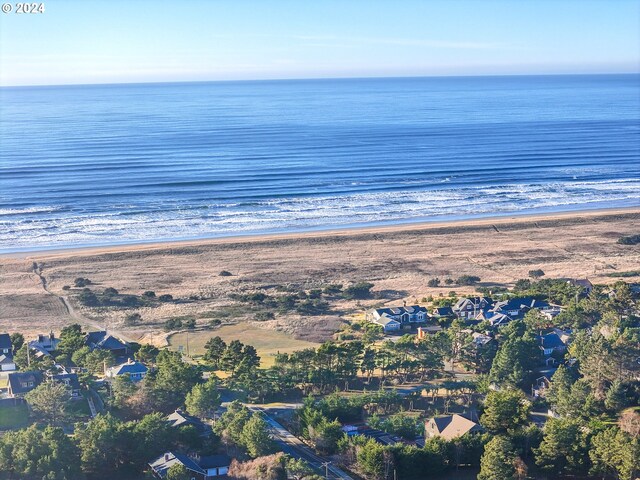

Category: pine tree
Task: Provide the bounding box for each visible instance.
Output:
[478,436,518,480]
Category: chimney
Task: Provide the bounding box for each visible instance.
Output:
[164,453,170,462]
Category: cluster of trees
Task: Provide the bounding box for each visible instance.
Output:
[77,286,173,308]
[427,275,482,288]
[213,401,275,458]
[0,412,209,480]
[163,315,196,331]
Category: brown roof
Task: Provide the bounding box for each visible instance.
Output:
[426,414,480,440]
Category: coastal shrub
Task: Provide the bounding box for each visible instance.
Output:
[617,234,640,245]
[74,277,92,287]
[445,278,454,285]
[208,319,222,328]
[142,290,156,298]
[254,311,275,321]
[163,318,182,331]
[323,284,343,294]
[342,282,374,300]
[103,287,119,296]
[428,278,441,288]
[62,285,71,291]
[158,294,174,302]
[183,318,196,329]
[528,269,545,279]
[296,299,329,315]
[124,313,142,326]
[456,275,481,286]
[605,270,640,278]
[78,289,100,307]
[219,270,233,276]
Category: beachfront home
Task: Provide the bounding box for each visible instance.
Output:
[367,305,429,329]
[452,297,492,320]
[29,332,60,355]
[0,334,12,357]
[7,371,43,398]
[86,331,129,358]
[106,359,148,381]
[424,414,482,441]
[149,452,230,479]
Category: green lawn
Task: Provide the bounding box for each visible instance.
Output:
[168,322,319,368]
[0,403,30,430]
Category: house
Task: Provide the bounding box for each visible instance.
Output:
[372,315,401,333]
[106,359,148,381]
[51,373,82,398]
[197,455,232,478]
[532,375,552,398]
[29,333,60,355]
[0,354,16,372]
[431,306,454,318]
[0,334,12,356]
[478,297,551,326]
[367,305,429,327]
[471,332,494,347]
[452,297,492,320]
[86,331,129,357]
[166,409,212,436]
[7,371,43,397]
[425,414,482,441]
[539,332,567,356]
[149,452,230,479]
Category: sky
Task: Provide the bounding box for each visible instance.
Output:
[1,0,639,86]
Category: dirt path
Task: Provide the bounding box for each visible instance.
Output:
[31,262,136,343]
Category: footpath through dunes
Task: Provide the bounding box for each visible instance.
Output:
[0,208,638,341]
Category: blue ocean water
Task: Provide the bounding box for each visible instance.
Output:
[0,74,639,252]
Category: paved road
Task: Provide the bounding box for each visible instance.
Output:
[249,406,354,480]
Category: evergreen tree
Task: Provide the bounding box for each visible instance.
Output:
[203,336,227,368]
[478,436,518,480]
[534,417,589,476]
[481,389,530,434]
[185,376,221,418]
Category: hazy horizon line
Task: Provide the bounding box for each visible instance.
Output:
[1,70,637,89]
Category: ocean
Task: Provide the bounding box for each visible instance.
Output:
[0,74,639,252]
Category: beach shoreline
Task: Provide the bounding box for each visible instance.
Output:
[4,205,639,259]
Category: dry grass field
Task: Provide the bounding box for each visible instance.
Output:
[168,322,320,367]
[0,208,638,347]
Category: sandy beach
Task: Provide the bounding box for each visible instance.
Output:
[1,207,638,346]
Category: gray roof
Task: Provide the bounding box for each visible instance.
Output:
[110,360,148,376]
[149,452,205,478]
[8,371,43,395]
[86,331,128,352]
[51,373,81,391]
[166,409,209,433]
[373,305,428,317]
[540,333,566,349]
[0,354,14,364]
[198,454,231,469]
[0,334,12,351]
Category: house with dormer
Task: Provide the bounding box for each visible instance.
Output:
[367,305,429,332]
[452,297,492,320]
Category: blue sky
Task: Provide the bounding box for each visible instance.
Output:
[1,0,638,86]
